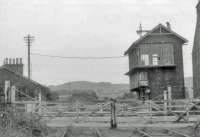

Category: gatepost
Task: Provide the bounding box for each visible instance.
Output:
[11,86,16,103]
[167,86,172,111]
[4,81,10,103]
[38,90,42,114]
[110,98,117,129]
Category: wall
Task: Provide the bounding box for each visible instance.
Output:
[129,43,174,68]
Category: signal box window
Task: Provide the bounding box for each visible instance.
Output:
[152,54,159,65]
[141,54,149,66]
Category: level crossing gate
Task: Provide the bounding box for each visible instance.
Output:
[2,80,200,128]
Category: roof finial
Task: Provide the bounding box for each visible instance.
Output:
[136,22,150,37]
[137,22,143,37]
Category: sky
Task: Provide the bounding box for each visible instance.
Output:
[0,0,197,86]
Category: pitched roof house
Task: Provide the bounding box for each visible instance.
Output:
[0,58,49,101]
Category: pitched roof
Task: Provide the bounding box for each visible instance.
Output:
[0,66,47,89]
[197,1,200,8]
[124,23,188,55]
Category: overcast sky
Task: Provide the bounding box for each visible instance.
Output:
[0,0,197,85]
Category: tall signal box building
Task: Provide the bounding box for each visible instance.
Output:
[125,23,187,100]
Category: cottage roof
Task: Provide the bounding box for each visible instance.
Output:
[124,23,188,55]
[197,0,200,8]
[0,66,47,89]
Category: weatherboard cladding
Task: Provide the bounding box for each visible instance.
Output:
[126,23,186,99]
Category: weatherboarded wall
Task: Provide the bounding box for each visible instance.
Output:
[129,34,185,99]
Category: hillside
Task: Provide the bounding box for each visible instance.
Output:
[49,77,193,99]
[49,81,130,98]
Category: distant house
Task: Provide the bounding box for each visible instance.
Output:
[193,1,200,98]
[0,58,49,101]
[125,23,187,100]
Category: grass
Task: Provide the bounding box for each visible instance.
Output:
[0,105,63,137]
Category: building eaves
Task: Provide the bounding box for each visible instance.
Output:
[0,66,47,89]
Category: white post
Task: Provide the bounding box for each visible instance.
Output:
[75,101,79,122]
[4,81,10,103]
[167,86,172,111]
[11,86,16,103]
[26,103,32,113]
[38,91,42,102]
[38,90,42,114]
[98,103,103,112]
[164,90,168,112]
[122,103,126,113]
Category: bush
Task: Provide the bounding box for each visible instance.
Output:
[0,105,54,137]
[69,89,98,102]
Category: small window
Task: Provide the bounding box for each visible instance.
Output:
[139,72,147,80]
[152,54,159,65]
[141,54,149,66]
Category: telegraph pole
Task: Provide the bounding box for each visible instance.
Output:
[24,34,34,79]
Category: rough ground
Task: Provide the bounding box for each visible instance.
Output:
[61,126,198,137]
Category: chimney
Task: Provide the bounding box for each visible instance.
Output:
[166,22,171,30]
[3,58,24,75]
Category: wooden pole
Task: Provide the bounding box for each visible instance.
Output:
[110,99,117,128]
[24,34,34,79]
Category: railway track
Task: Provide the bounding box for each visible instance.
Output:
[61,127,104,137]
[132,128,190,137]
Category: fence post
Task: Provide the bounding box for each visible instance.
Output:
[164,90,168,113]
[110,99,117,129]
[75,101,80,122]
[38,90,42,114]
[167,86,172,111]
[149,100,153,123]
[4,81,10,103]
[122,103,126,114]
[11,86,16,103]
[98,103,103,112]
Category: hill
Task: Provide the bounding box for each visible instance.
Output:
[49,81,130,98]
[49,77,193,100]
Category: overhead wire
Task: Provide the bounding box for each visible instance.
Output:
[31,52,127,60]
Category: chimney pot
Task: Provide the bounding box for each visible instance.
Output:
[5,58,8,64]
[9,58,12,64]
[16,58,18,64]
[3,59,5,65]
[3,57,23,75]
[13,58,15,64]
[166,22,171,30]
[20,58,22,64]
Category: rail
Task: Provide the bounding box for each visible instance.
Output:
[167,129,190,137]
[133,128,153,137]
